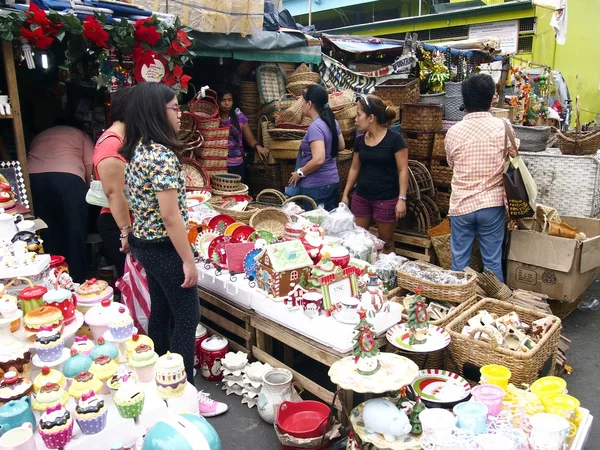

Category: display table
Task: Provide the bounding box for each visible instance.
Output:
[31,381,199,449]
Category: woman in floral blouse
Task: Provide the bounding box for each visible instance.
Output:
[120,82,199,384]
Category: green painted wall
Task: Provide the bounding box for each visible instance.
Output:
[532,1,600,124]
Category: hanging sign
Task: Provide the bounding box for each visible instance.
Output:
[469,20,519,55]
[135,54,168,83]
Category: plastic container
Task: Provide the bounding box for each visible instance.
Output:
[542,394,582,438]
[531,376,567,400]
[480,365,511,390]
[200,336,228,381]
[470,384,505,416]
[277,401,330,439]
[418,408,456,441]
[453,401,488,435]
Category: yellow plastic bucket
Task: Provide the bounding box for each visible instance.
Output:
[480,365,511,390]
[531,376,567,400]
[542,394,582,439]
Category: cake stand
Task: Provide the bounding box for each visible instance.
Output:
[103,327,137,363]
[14,310,84,349]
[32,347,70,369]
[327,352,420,449]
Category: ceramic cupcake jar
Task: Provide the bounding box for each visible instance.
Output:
[155,352,187,399]
[71,335,95,356]
[38,403,74,449]
[33,366,66,393]
[68,371,103,400]
[34,326,64,363]
[126,333,154,359]
[32,382,69,412]
[89,337,119,361]
[114,378,145,419]
[0,371,32,405]
[0,340,31,379]
[89,355,118,394]
[43,287,77,326]
[128,344,159,383]
[63,349,93,384]
[108,306,134,341]
[84,299,129,341]
[74,390,108,435]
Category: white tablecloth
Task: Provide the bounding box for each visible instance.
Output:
[32,382,198,449]
[197,264,401,354]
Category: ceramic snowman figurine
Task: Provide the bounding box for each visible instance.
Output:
[360,271,386,314]
[363,398,412,442]
[0,95,10,116]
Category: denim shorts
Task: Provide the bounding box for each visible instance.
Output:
[299,183,340,211]
[351,192,397,223]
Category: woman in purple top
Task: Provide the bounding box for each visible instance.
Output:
[288,85,345,211]
[217,86,269,184]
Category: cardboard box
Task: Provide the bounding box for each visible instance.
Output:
[506,216,600,302]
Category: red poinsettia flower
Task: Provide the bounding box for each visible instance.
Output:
[134,24,161,46]
[135,18,152,29]
[20,26,54,50]
[83,16,109,48]
[132,44,157,66]
[166,29,193,57]
[25,3,62,36]
[176,29,192,47]
[164,65,192,90]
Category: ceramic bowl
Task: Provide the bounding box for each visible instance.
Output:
[245,361,272,383]
[221,351,248,371]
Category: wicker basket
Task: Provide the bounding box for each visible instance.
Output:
[212,183,249,197]
[432,130,447,159]
[286,71,321,86]
[427,219,483,272]
[435,189,450,216]
[211,203,257,224]
[198,158,228,169]
[270,140,301,160]
[334,104,358,120]
[396,260,476,303]
[255,188,286,205]
[548,294,585,319]
[430,159,453,185]
[337,151,353,198]
[403,130,436,161]
[276,96,304,126]
[374,79,420,113]
[268,128,307,140]
[420,93,446,108]
[402,104,443,131]
[202,137,228,148]
[249,164,282,194]
[397,195,441,234]
[513,125,552,152]
[199,127,229,141]
[338,119,355,132]
[284,195,317,210]
[197,147,229,159]
[181,158,211,190]
[444,94,466,122]
[260,95,297,122]
[188,90,221,129]
[444,298,562,387]
[287,80,319,97]
[249,207,290,238]
[211,173,242,192]
[329,90,354,111]
[557,95,600,155]
[257,65,287,106]
[491,107,512,121]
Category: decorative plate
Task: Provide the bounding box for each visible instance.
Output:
[231,225,256,242]
[386,324,451,353]
[411,369,471,404]
[243,249,262,280]
[209,214,236,235]
[187,199,200,208]
[196,231,219,260]
[328,353,419,394]
[225,223,244,236]
[350,399,422,450]
[187,189,212,203]
[187,225,202,245]
[248,230,276,244]
[207,235,240,269]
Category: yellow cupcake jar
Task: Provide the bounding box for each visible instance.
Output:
[33,366,66,393]
[68,371,103,399]
[32,382,70,411]
[125,333,154,359]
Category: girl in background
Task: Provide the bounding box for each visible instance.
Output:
[342,95,408,254]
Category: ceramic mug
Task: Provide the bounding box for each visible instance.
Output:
[418,408,455,441]
[0,422,36,450]
[529,413,570,450]
[301,292,323,319]
[339,297,359,311]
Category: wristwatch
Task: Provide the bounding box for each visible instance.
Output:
[296,169,306,178]
[398,195,408,201]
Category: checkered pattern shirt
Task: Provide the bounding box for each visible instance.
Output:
[445,112,520,216]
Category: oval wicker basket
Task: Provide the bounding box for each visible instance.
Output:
[338,119,356,132]
[403,130,436,161]
[255,189,286,205]
[287,80,320,97]
[334,105,358,120]
[284,195,317,210]
[200,127,229,141]
[182,158,211,190]
[212,183,249,197]
[211,173,242,192]
[249,207,290,238]
[286,71,321,86]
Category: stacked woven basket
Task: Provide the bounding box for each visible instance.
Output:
[188,89,229,175]
[240,81,260,138]
[331,90,358,149]
[286,64,321,97]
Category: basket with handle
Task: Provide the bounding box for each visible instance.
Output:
[557,96,600,155]
[199,127,229,141]
[188,89,221,129]
[255,188,286,205]
[284,195,317,210]
[257,65,287,106]
[396,260,476,303]
[287,79,320,97]
[329,90,354,111]
[444,298,562,387]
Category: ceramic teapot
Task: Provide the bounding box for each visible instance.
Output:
[0,211,21,244]
[0,397,35,436]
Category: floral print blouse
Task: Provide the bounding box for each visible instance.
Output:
[126,140,188,240]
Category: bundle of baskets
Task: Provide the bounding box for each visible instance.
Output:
[286,64,321,96]
[188,89,221,130]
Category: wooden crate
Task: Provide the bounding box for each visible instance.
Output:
[370,227,436,263]
[198,287,256,354]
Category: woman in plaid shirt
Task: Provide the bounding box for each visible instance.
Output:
[445,74,518,282]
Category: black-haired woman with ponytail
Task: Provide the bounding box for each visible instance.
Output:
[288,84,345,211]
[342,94,409,254]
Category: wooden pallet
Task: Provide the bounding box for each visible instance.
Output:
[369,227,435,263]
[198,287,256,354]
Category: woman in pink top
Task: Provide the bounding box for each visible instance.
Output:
[28,118,95,282]
[94,87,134,278]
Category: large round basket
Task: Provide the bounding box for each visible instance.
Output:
[249,208,291,239]
[212,183,249,197]
[211,173,242,192]
[181,158,211,190]
[287,80,319,97]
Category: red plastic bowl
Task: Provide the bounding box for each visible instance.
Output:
[277,401,330,439]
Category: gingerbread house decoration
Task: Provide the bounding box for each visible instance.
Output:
[284,284,307,309]
[256,240,313,299]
